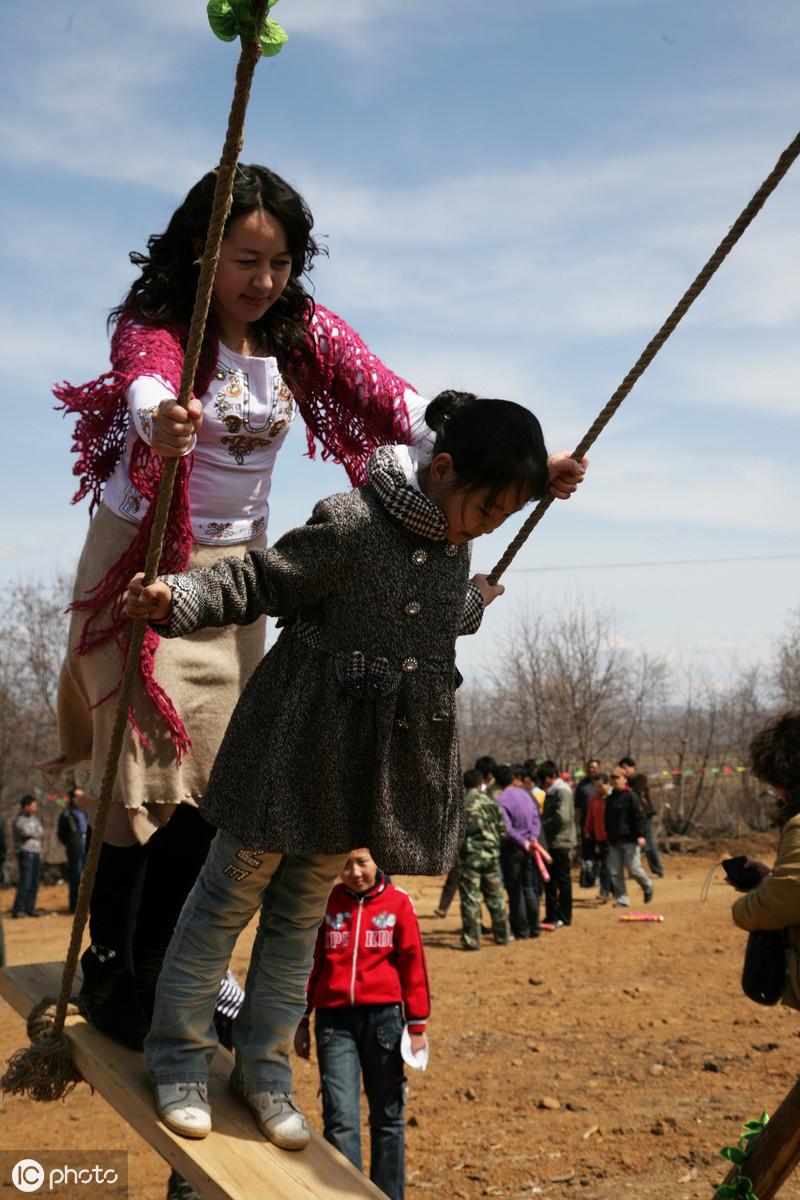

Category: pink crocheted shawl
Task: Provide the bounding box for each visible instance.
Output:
[55,305,414,759]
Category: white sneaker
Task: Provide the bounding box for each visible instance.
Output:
[155,1081,211,1139]
[234,1085,309,1150]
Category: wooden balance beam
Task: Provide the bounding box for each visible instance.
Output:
[716,1082,800,1200]
[0,962,386,1200]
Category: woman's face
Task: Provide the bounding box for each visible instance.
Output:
[209,209,293,340]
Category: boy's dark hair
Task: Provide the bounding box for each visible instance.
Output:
[538,760,559,786]
[511,763,525,779]
[618,755,636,769]
[463,768,483,789]
[749,711,800,811]
[494,764,513,789]
[110,164,323,376]
[424,392,549,509]
[595,772,610,785]
[474,755,497,779]
[19,794,36,808]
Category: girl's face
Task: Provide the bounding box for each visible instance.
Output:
[341,849,379,893]
[207,209,293,342]
[423,453,527,543]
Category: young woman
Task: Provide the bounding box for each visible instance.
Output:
[47,165,586,1049]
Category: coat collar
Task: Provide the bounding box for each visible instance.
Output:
[366,445,449,542]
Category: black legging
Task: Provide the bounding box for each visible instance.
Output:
[88,805,216,1009]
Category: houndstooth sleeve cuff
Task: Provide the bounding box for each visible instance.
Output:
[151,573,207,639]
[459,581,485,636]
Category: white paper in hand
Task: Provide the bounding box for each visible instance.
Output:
[401,1025,429,1071]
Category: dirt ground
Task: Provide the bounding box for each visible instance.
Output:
[2,837,799,1200]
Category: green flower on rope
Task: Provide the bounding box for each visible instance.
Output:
[714,1110,769,1200]
[207,0,288,57]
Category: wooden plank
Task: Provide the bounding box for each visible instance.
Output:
[716,1081,800,1200]
[0,963,386,1200]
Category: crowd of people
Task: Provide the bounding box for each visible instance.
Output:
[436,753,665,949]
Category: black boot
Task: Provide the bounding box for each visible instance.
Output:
[78,944,149,1051]
[166,1169,201,1200]
[80,841,150,1049]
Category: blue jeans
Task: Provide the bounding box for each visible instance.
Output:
[12,851,40,915]
[643,815,664,877]
[67,844,87,913]
[145,830,345,1091]
[316,1004,406,1200]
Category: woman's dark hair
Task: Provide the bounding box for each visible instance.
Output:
[749,711,800,816]
[424,391,549,508]
[629,773,650,802]
[494,764,513,789]
[463,767,483,789]
[109,164,323,369]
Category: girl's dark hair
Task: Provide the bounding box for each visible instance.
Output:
[424,390,549,507]
[749,711,800,817]
[109,164,323,370]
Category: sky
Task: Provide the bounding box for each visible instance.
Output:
[0,0,798,687]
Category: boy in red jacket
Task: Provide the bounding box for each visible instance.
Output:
[294,849,429,1200]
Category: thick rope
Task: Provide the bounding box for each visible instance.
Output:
[1,6,268,1103]
[488,129,800,585]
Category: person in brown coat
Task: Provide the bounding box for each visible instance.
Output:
[731,711,800,1010]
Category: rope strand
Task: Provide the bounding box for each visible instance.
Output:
[488,129,800,585]
[1,6,270,1102]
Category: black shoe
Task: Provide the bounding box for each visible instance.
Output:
[10,911,26,919]
[166,1169,201,1200]
[78,945,149,1051]
[643,887,653,904]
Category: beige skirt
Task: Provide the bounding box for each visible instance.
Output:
[42,504,266,846]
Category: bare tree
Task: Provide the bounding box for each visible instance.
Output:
[775,607,800,707]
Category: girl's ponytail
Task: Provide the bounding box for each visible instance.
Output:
[424,390,477,436]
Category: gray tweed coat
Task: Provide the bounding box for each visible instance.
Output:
[158,447,484,874]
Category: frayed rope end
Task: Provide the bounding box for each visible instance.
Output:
[1,998,86,1103]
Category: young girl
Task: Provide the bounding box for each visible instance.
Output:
[294,848,429,1200]
[126,391,550,1149]
[46,163,585,1051]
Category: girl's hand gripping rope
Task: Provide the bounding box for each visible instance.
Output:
[547,451,588,500]
[125,572,173,623]
[471,573,505,607]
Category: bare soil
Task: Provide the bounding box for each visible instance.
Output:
[2,836,799,1200]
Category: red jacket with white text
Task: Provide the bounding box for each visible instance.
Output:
[306,875,430,1032]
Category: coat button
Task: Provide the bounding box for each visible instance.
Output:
[431,712,447,723]
[215,368,226,380]
[404,601,421,616]
[411,549,428,565]
[395,717,409,729]
[444,543,458,557]
[402,657,418,672]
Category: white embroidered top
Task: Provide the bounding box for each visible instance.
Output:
[103,342,432,545]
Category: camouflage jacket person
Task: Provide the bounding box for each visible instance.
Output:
[459,787,506,867]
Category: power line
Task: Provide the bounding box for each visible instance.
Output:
[508,552,800,573]
[0,552,798,589]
